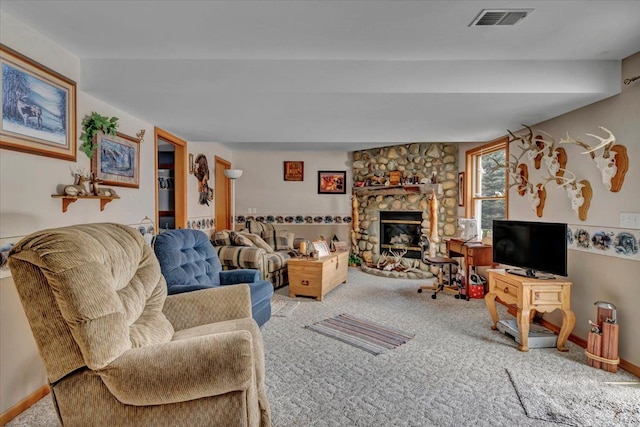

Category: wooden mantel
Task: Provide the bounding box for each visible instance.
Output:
[353,183,443,197]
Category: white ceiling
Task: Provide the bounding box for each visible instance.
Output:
[2,1,639,151]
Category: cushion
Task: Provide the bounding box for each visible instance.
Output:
[211,230,234,246]
[239,232,274,253]
[233,234,255,247]
[9,223,174,371]
[244,219,275,236]
[265,252,290,273]
[154,229,222,294]
[261,230,294,251]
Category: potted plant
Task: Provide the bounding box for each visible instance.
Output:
[79,112,119,158]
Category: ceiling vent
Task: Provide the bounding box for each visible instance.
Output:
[469,9,533,26]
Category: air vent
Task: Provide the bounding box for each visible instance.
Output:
[469,9,533,26]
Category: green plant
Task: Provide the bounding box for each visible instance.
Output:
[79,112,119,158]
[349,253,362,266]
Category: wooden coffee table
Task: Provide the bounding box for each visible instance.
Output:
[288,251,348,301]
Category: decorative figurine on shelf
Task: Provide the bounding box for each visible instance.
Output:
[90,172,118,197]
[64,169,91,196]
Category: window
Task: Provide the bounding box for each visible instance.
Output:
[465,138,508,235]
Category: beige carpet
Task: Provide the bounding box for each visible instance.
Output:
[7,267,639,426]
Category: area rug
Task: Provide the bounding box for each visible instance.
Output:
[271,297,300,317]
[306,313,414,355]
[507,368,640,426]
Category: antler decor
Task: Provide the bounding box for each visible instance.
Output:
[560,126,628,192]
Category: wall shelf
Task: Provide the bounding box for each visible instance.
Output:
[52,195,120,213]
[353,183,443,197]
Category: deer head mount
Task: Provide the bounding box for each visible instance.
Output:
[559,126,628,192]
[554,169,593,221]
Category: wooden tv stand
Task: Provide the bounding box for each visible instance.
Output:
[485,269,575,352]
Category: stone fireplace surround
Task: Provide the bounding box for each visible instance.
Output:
[352,143,459,279]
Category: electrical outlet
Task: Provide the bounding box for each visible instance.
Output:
[620,212,640,230]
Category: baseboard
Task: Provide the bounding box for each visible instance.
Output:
[0,384,50,426]
[538,318,640,378]
[500,300,639,378]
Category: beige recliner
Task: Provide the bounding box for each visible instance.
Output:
[8,223,271,426]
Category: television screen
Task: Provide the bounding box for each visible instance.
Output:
[492,220,568,278]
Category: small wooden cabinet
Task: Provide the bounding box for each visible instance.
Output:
[288,251,348,301]
[485,269,575,352]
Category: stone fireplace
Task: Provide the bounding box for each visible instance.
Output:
[351,143,459,278]
[380,211,422,259]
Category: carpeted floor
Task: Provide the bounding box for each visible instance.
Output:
[7,267,639,426]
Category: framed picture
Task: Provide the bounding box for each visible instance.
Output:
[318,170,346,194]
[0,44,77,161]
[91,131,140,188]
[458,172,465,206]
[284,161,304,181]
[312,241,331,258]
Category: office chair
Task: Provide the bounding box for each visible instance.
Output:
[417,235,459,299]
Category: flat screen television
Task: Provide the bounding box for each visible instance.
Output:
[492,220,568,279]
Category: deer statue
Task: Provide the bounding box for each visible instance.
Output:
[64,168,91,196]
[560,126,628,192]
[90,173,118,197]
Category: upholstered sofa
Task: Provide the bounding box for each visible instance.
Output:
[212,220,297,289]
[8,223,271,426]
[154,228,274,327]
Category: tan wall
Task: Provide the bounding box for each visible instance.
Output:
[0,12,237,413]
[501,52,640,367]
[231,150,353,242]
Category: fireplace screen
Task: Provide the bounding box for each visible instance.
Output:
[380,211,422,259]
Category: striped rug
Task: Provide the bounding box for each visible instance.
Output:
[306,313,415,355]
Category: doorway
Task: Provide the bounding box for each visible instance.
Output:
[214,156,232,230]
[155,128,187,230]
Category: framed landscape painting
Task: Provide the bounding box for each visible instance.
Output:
[318,170,346,194]
[91,131,140,188]
[0,44,76,161]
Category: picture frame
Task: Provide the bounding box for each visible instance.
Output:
[91,131,140,188]
[0,44,77,161]
[284,161,304,181]
[312,240,331,258]
[458,172,465,206]
[318,170,346,194]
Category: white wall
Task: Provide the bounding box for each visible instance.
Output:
[479,53,640,367]
[231,150,353,242]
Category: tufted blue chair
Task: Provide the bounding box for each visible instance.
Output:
[154,229,274,327]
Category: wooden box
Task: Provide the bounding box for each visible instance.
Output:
[288,251,348,301]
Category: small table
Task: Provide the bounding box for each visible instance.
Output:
[288,251,349,301]
[485,269,575,352]
[446,238,493,300]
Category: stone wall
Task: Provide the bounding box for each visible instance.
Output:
[351,143,459,278]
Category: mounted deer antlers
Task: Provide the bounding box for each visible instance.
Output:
[560,127,628,192]
[554,169,593,221]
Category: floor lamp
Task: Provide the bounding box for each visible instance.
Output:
[224,169,243,230]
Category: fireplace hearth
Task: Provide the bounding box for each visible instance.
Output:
[380,211,422,259]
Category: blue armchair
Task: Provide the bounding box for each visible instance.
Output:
[154,229,274,327]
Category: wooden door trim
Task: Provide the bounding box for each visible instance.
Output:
[215,156,232,230]
[155,127,187,229]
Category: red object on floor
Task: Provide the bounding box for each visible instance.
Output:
[468,283,485,299]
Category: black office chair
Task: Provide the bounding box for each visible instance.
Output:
[417,235,459,299]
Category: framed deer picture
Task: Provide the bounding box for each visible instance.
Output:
[0,44,77,161]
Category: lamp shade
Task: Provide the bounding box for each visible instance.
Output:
[224,169,243,179]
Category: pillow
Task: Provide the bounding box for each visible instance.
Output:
[211,230,234,246]
[233,234,255,247]
[261,229,294,251]
[239,232,274,253]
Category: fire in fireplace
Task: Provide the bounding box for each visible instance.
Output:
[380,211,422,259]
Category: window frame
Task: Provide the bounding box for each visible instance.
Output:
[464,137,509,222]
